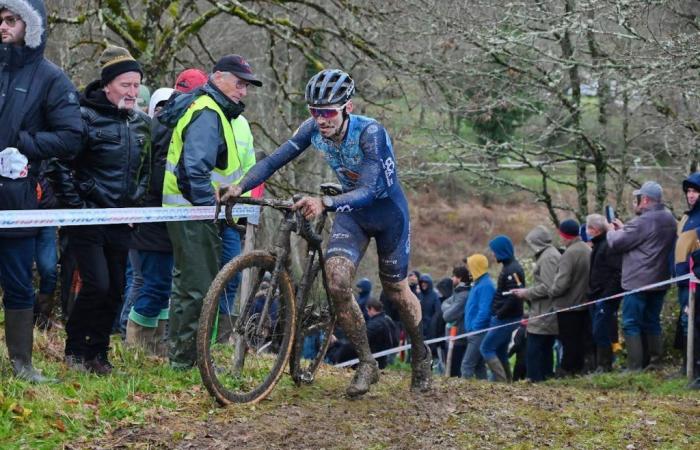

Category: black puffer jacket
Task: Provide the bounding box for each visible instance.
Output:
[587,232,622,301]
[0,0,83,237]
[130,118,172,252]
[491,258,526,319]
[48,80,150,209]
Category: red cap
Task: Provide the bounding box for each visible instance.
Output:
[174,68,208,93]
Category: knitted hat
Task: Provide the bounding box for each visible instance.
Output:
[467,254,489,280]
[100,45,142,86]
[558,219,580,240]
[175,68,208,93]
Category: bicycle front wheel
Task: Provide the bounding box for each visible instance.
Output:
[289,260,336,385]
[197,251,296,405]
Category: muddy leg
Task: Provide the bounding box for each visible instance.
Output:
[326,256,378,397]
[382,278,432,392]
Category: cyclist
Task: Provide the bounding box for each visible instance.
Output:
[219,69,432,397]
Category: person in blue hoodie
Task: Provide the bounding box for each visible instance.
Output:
[480,235,525,382]
[461,254,495,379]
[418,274,441,340]
[355,277,372,321]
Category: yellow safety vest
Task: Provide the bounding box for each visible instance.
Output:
[162,95,255,207]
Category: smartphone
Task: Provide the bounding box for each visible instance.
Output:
[605,205,615,223]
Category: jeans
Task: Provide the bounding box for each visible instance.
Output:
[0,236,36,310]
[480,316,520,371]
[526,332,555,382]
[34,226,58,295]
[461,333,487,379]
[622,290,666,337]
[117,249,143,334]
[590,298,621,347]
[129,250,173,327]
[219,226,241,315]
[65,225,130,360]
[557,310,592,374]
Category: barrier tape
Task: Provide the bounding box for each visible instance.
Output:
[0,205,260,228]
[335,273,694,368]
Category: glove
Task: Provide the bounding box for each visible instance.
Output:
[0,147,29,179]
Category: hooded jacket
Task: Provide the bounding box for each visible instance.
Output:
[355,277,372,321]
[418,274,441,337]
[675,172,700,286]
[158,81,248,206]
[48,80,151,209]
[0,0,82,237]
[463,254,495,332]
[489,235,526,319]
[523,226,560,335]
[549,237,591,310]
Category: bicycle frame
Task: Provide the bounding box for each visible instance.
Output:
[223,197,333,344]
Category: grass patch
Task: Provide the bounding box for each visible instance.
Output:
[0,308,698,448]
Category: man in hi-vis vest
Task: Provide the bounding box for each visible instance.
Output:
[161,55,260,369]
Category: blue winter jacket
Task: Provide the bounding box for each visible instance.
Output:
[464,274,496,332]
[0,0,82,237]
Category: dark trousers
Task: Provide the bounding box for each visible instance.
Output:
[557,310,592,375]
[526,333,555,382]
[65,225,130,360]
[449,344,467,377]
[590,298,621,347]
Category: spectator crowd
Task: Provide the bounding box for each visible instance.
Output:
[0,0,699,392]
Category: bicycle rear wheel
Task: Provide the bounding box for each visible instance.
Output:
[289,260,336,385]
[197,251,295,405]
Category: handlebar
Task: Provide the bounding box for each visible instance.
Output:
[217,196,323,247]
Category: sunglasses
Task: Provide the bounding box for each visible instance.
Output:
[0,15,20,27]
[308,101,349,119]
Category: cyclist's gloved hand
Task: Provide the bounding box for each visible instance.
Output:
[293,196,323,221]
[219,184,243,204]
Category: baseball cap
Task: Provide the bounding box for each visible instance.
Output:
[213,55,262,87]
[633,181,663,202]
[174,68,208,93]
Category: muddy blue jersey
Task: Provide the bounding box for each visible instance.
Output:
[238,115,403,211]
[237,114,411,282]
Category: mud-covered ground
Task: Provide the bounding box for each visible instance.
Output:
[88,366,700,450]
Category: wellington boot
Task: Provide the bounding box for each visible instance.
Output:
[346,360,380,398]
[125,319,158,354]
[624,334,644,371]
[5,309,56,383]
[644,334,664,371]
[595,345,613,373]
[485,356,508,382]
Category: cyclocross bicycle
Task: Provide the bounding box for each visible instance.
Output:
[197,184,341,405]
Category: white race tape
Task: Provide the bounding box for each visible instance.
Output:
[334,273,694,368]
[0,205,260,228]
